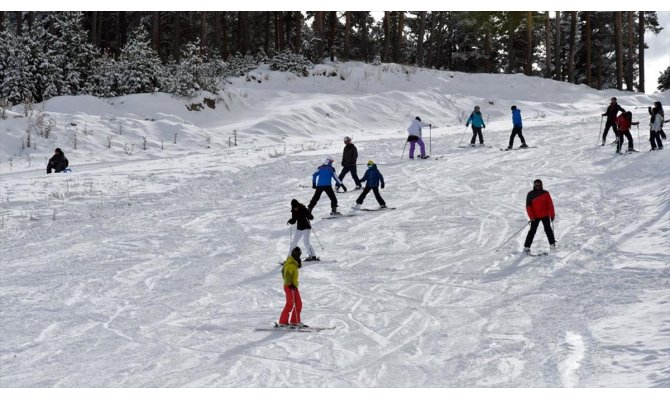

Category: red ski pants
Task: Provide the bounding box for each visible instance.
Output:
[279,286,302,325]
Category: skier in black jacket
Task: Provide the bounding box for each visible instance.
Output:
[336,136,362,192]
[287,199,318,261]
[46,148,69,174]
[601,97,625,146]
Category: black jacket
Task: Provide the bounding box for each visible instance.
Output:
[47,153,69,172]
[341,143,358,167]
[288,204,313,230]
[602,103,625,122]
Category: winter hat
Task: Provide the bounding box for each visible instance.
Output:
[415,116,421,121]
[367,160,375,166]
[344,136,352,143]
[291,199,299,208]
[291,246,302,260]
[511,105,517,111]
[323,157,334,165]
[533,179,543,186]
[474,105,480,110]
[55,148,63,154]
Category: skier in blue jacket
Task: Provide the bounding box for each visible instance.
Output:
[307,157,345,215]
[506,105,528,150]
[353,160,386,209]
[466,106,486,146]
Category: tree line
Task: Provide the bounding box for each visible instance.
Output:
[0,11,666,106]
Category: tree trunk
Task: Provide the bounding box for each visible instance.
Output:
[545,12,551,78]
[238,12,251,55]
[638,11,645,92]
[117,11,127,52]
[585,12,592,87]
[173,12,181,61]
[328,11,337,62]
[263,12,270,54]
[416,11,426,67]
[554,12,561,80]
[568,11,577,83]
[0,12,4,32]
[294,11,302,53]
[15,11,22,35]
[314,11,324,61]
[525,12,533,75]
[626,11,635,91]
[383,11,391,62]
[343,12,351,60]
[213,12,222,57]
[276,12,285,52]
[152,12,160,52]
[200,12,208,53]
[507,15,515,73]
[394,12,404,63]
[90,12,99,48]
[614,12,624,90]
[361,12,368,62]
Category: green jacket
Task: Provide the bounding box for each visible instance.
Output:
[281,256,300,287]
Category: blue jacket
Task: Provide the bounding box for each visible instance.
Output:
[312,164,342,187]
[512,109,522,127]
[360,165,384,188]
[466,112,485,128]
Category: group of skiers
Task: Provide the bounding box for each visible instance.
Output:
[601,97,667,153]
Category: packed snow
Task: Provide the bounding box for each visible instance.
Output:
[0,62,669,388]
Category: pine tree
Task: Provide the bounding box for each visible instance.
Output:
[51,12,98,95]
[658,66,670,92]
[117,27,164,94]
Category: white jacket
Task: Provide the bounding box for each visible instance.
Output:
[407,119,430,137]
[651,113,662,132]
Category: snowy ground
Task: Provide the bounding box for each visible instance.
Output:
[0,62,669,388]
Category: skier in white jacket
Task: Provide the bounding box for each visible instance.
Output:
[406,116,431,159]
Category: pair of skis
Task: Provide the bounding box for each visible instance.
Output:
[255,322,335,333]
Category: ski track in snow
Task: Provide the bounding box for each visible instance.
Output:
[1,71,669,387]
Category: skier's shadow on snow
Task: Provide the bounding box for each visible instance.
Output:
[479,254,526,282]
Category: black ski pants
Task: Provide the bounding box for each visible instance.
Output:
[650,130,664,150]
[602,120,618,142]
[524,217,555,248]
[470,127,484,144]
[508,127,526,148]
[338,165,361,187]
[308,186,338,213]
[355,186,385,207]
[616,130,634,152]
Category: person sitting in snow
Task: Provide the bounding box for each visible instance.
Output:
[614,111,638,154]
[307,157,344,216]
[406,116,431,159]
[278,247,307,328]
[353,160,386,209]
[523,179,556,253]
[465,105,486,146]
[46,148,69,174]
[336,136,362,192]
[287,199,318,261]
[506,106,528,150]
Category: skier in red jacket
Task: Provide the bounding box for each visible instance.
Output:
[523,179,556,253]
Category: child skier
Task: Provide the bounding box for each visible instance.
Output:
[287,199,318,261]
[307,157,345,215]
[406,116,431,159]
[353,160,386,209]
[614,111,638,154]
[278,247,307,328]
[523,179,556,253]
[46,148,69,174]
[465,106,486,146]
[506,106,528,150]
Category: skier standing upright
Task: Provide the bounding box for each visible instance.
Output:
[601,97,625,145]
[337,136,362,192]
[614,111,638,153]
[506,106,528,150]
[353,160,386,209]
[287,199,318,261]
[523,179,556,253]
[308,157,345,215]
[278,247,307,328]
[406,116,431,159]
[466,105,486,146]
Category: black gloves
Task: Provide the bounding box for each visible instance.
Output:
[341,185,347,192]
[483,125,486,128]
[381,183,385,189]
[312,184,316,189]
[465,124,469,127]
[551,217,555,222]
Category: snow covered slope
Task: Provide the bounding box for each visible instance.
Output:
[0,62,669,388]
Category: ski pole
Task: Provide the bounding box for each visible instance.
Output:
[598,116,604,145]
[288,225,294,253]
[310,226,325,251]
[495,221,531,252]
[429,125,432,156]
[457,126,468,147]
[400,139,408,160]
[636,125,640,148]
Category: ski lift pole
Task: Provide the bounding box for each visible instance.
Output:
[495,221,531,252]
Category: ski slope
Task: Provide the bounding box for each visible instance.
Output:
[1,62,669,388]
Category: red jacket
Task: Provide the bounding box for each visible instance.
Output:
[526,190,555,220]
[616,114,630,131]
